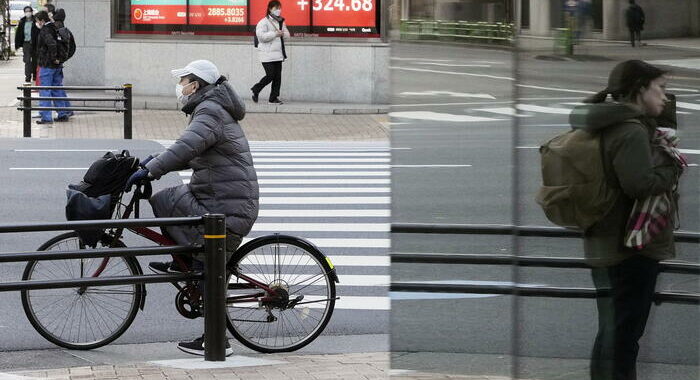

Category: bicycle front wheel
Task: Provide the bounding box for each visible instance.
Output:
[227,235,337,353]
[21,232,143,350]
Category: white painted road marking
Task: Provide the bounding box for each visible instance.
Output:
[253,164,391,170]
[474,107,532,117]
[258,179,390,185]
[251,223,389,232]
[259,197,390,205]
[242,237,389,248]
[676,102,700,111]
[516,104,573,115]
[236,274,390,287]
[242,255,390,267]
[390,111,503,122]
[400,91,496,99]
[260,187,390,193]
[253,158,390,162]
[416,62,492,68]
[258,209,390,218]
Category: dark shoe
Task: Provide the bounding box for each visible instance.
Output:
[269,98,284,104]
[35,120,53,125]
[251,88,259,103]
[148,261,186,273]
[55,116,70,122]
[177,335,233,357]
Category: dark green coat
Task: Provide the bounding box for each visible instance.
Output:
[569,103,681,267]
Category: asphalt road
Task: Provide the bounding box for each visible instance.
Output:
[390,41,700,373]
[0,138,390,352]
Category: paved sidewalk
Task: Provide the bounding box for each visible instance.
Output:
[1,352,543,380]
[5,352,390,380]
[0,107,389,141]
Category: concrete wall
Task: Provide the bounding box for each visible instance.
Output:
[57,0,390,104]
[58,0,109,86]
[104,39,389,104]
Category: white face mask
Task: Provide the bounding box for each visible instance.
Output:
[175,82,195,105]
[25,12,32,18]
[35,22,42,29]
[272,9,281,17]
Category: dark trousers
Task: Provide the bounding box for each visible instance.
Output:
[629,29,642,47]
[590,255,660,380]
[22,42,35,82]
[252,61,283,101]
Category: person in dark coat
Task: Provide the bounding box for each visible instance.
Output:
[570,60,683,380]
[14,6,40,83]
[34,10,72,124]
[625,0,645,47]
[125,59,259,357]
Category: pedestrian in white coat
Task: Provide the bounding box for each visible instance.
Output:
[251,0,290,104]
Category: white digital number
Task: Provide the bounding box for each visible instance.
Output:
[362,0,372,11]
[313,0,323,11]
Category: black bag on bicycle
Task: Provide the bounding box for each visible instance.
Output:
[65,150,140,246]
[71,150,140,204]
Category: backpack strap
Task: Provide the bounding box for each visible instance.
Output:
[599,118,647,189]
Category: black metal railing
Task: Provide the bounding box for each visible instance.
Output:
[391,223,700,305]
[0,214,228,361]
[17,83,133,139]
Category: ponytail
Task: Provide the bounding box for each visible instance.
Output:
[584,89,609,104]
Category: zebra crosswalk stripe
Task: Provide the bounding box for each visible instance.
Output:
[156,141,391,311]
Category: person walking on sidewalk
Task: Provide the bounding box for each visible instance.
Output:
[625,0,645,47]
[34,11,73,125]
[124,59,259,357]
[251,0,290,105]
[14,6,39,83]
[570,60,684,380]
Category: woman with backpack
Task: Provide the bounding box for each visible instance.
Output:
[250,0,290,104]
[570,60,684,380]
[125,59,259,357]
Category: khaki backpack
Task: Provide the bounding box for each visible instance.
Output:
[535,126,623,230]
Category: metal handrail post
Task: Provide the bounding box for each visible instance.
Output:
[203,214,227,361]
[123,84,133,139]
[23,83,31,137]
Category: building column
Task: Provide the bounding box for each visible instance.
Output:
[529,0,550,36]
[602,0,624,40]
[691,0,700,36]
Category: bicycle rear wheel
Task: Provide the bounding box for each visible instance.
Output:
[21,232,143,350]
[226,235,337,353]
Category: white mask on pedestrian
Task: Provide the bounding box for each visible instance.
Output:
[25,12,32,18]
[175,81,196,105]
[272,9,281,17]
[35,22,42,28]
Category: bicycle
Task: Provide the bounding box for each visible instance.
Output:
[20,179,339,353]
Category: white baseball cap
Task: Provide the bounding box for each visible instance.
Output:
[171,60,220,84]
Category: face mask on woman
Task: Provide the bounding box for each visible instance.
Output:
[175,81,196,105]
[25,12,32,18]
[272,9,282,17]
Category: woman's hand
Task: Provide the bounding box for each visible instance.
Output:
[125,168,151,192]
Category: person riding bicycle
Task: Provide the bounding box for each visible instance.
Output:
[125,59,259,356]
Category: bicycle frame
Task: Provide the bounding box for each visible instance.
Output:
[89,182,280,301]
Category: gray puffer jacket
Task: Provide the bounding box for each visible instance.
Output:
[145,80,259,247]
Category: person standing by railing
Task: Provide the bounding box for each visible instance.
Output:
[570,60,684,380]
[34,10,73,125]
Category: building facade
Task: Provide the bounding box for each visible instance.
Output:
[395,0,700,40]
[57,0,390,104]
